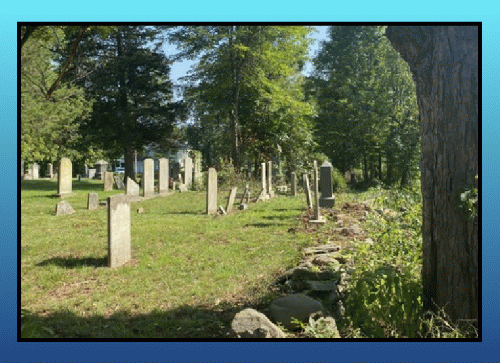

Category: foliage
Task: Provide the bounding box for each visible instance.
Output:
[20,26,93,163]
[309,26,420,185]
[169,26,316,171]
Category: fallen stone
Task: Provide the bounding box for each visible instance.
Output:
[55,200,74,216]
[305,280,337,292]
[269,293,327,330]
[312,254,342,266]
[304,244,341,256]
[231,308,285,338]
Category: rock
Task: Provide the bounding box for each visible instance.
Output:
[340,224,362,236]
[55,200,74,216]
[291,266,339,282]
[382,208,398,218]
[364,238,374,246]
[179,184,188,192]
[312,254,342,266]
[231,308,285,338]
[304,244,341,256]
[269,293,327,330]
[137,208,144,214]
[309,316,340,338]
[305,280,337,292]
[239,203,248,210]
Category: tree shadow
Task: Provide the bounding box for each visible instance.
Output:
[21,179,104,194]
[36,256,108,269]
[244,222,288,228]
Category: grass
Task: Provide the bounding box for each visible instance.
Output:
[21,178,315,338]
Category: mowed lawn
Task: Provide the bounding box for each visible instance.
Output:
[20,178,314,338]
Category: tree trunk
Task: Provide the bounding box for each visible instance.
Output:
[386,26,478,324]
[124,146,136,182]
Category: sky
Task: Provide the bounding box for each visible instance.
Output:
[163,26,330,98]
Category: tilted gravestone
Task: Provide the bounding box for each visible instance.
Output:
[291,172,297,196]
[303,174,313,209]
[206,168,218,215]
[226,187,238,213]
[55,200,74,216]
[126,177,140,197]
[108,194,131,268]
[184,156,193,188]
[114,174,125,190]
[319,161,335,208]
[104,172,114,191]
[158,158,169,194]
[57,158,73,196]
[143,158,154,198]
[87,193,98,210]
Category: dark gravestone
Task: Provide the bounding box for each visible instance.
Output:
[319,161,335,208]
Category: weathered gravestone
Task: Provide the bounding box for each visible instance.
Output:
[94,160,108,180]
[291,172,297,196]
[126,177,140,197]
[183,156,193,188]
[240,184,250,204]
[87,193,98,210]
[258,162,268,201]
[303,174,313,209]
[206,168,218,215]
[45,163,54,178]
[114,174,125,190]
[143,158,154,198]
[32,163,39,179]
[57,158,73,196]
[267,161,274,198]
[226,187,238,213]
[55,200,74,216]
[158,158,169,194]
[319,161,335,208]
[310,161,325,224]
[104,172,114,191]
[108,194,131,268]
[193,152,202,186]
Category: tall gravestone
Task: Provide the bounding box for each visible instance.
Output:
[57,158,72,196]
[303,174,313,209]
[268,161,274,198]
[226,187,238,213]
[45,163,54,179]
[319,161,335,208]
[310,161,325,224]
[258,162,268,200]
[193,152,202,186]
[108,194,131,268]
[87,193,98,210]
[291,172,297,196]
[206,168,218,215]
[94,160,108,180]
[184,156,193,188]
[104,172,114,191]
[143,158,154,198]
[126,177,139,197]
[32,163,39,179]
[158,158,169,194]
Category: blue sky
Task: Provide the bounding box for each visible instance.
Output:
[164,25,330,94]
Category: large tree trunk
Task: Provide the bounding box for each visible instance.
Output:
[386,26,478,324]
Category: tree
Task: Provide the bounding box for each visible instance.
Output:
[310,26,419,184]
[65,26,180,180]
[386,26,478,324]
[169,26,315,171]
[21,26,93,163]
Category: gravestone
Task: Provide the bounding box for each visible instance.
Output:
[45,163,54,178]
[32,163,39,179]
[184,156,193,188]
[303,174,313,209]
[319,161,335,208]
[310,161,325,224]
[94,160,108,180]
[143,158,154,198]
[87,169,96,179]
[240,184,249,204]
[206,168,218,215]
[226,187,238,213]
[87,193,98,210]
[104,172,114,191]
[291,172,297,196]
[57,158,73,196]
[55,200,74,216]
[114,174,125,190]
[126,177,139,197]
[158,158,169,194]
[193,152,202,186]
[107,194,131,268]
[267,161,274,198]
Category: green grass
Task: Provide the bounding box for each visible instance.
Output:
[21,178,315,338]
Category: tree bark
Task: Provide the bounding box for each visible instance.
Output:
[386,26,478,324]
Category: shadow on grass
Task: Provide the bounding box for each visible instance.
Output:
[22,179,104,193]
[244,222,289,228]
[20,293,280,339]
[36,256,108,269]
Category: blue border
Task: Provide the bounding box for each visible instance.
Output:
[7,1,496,362]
